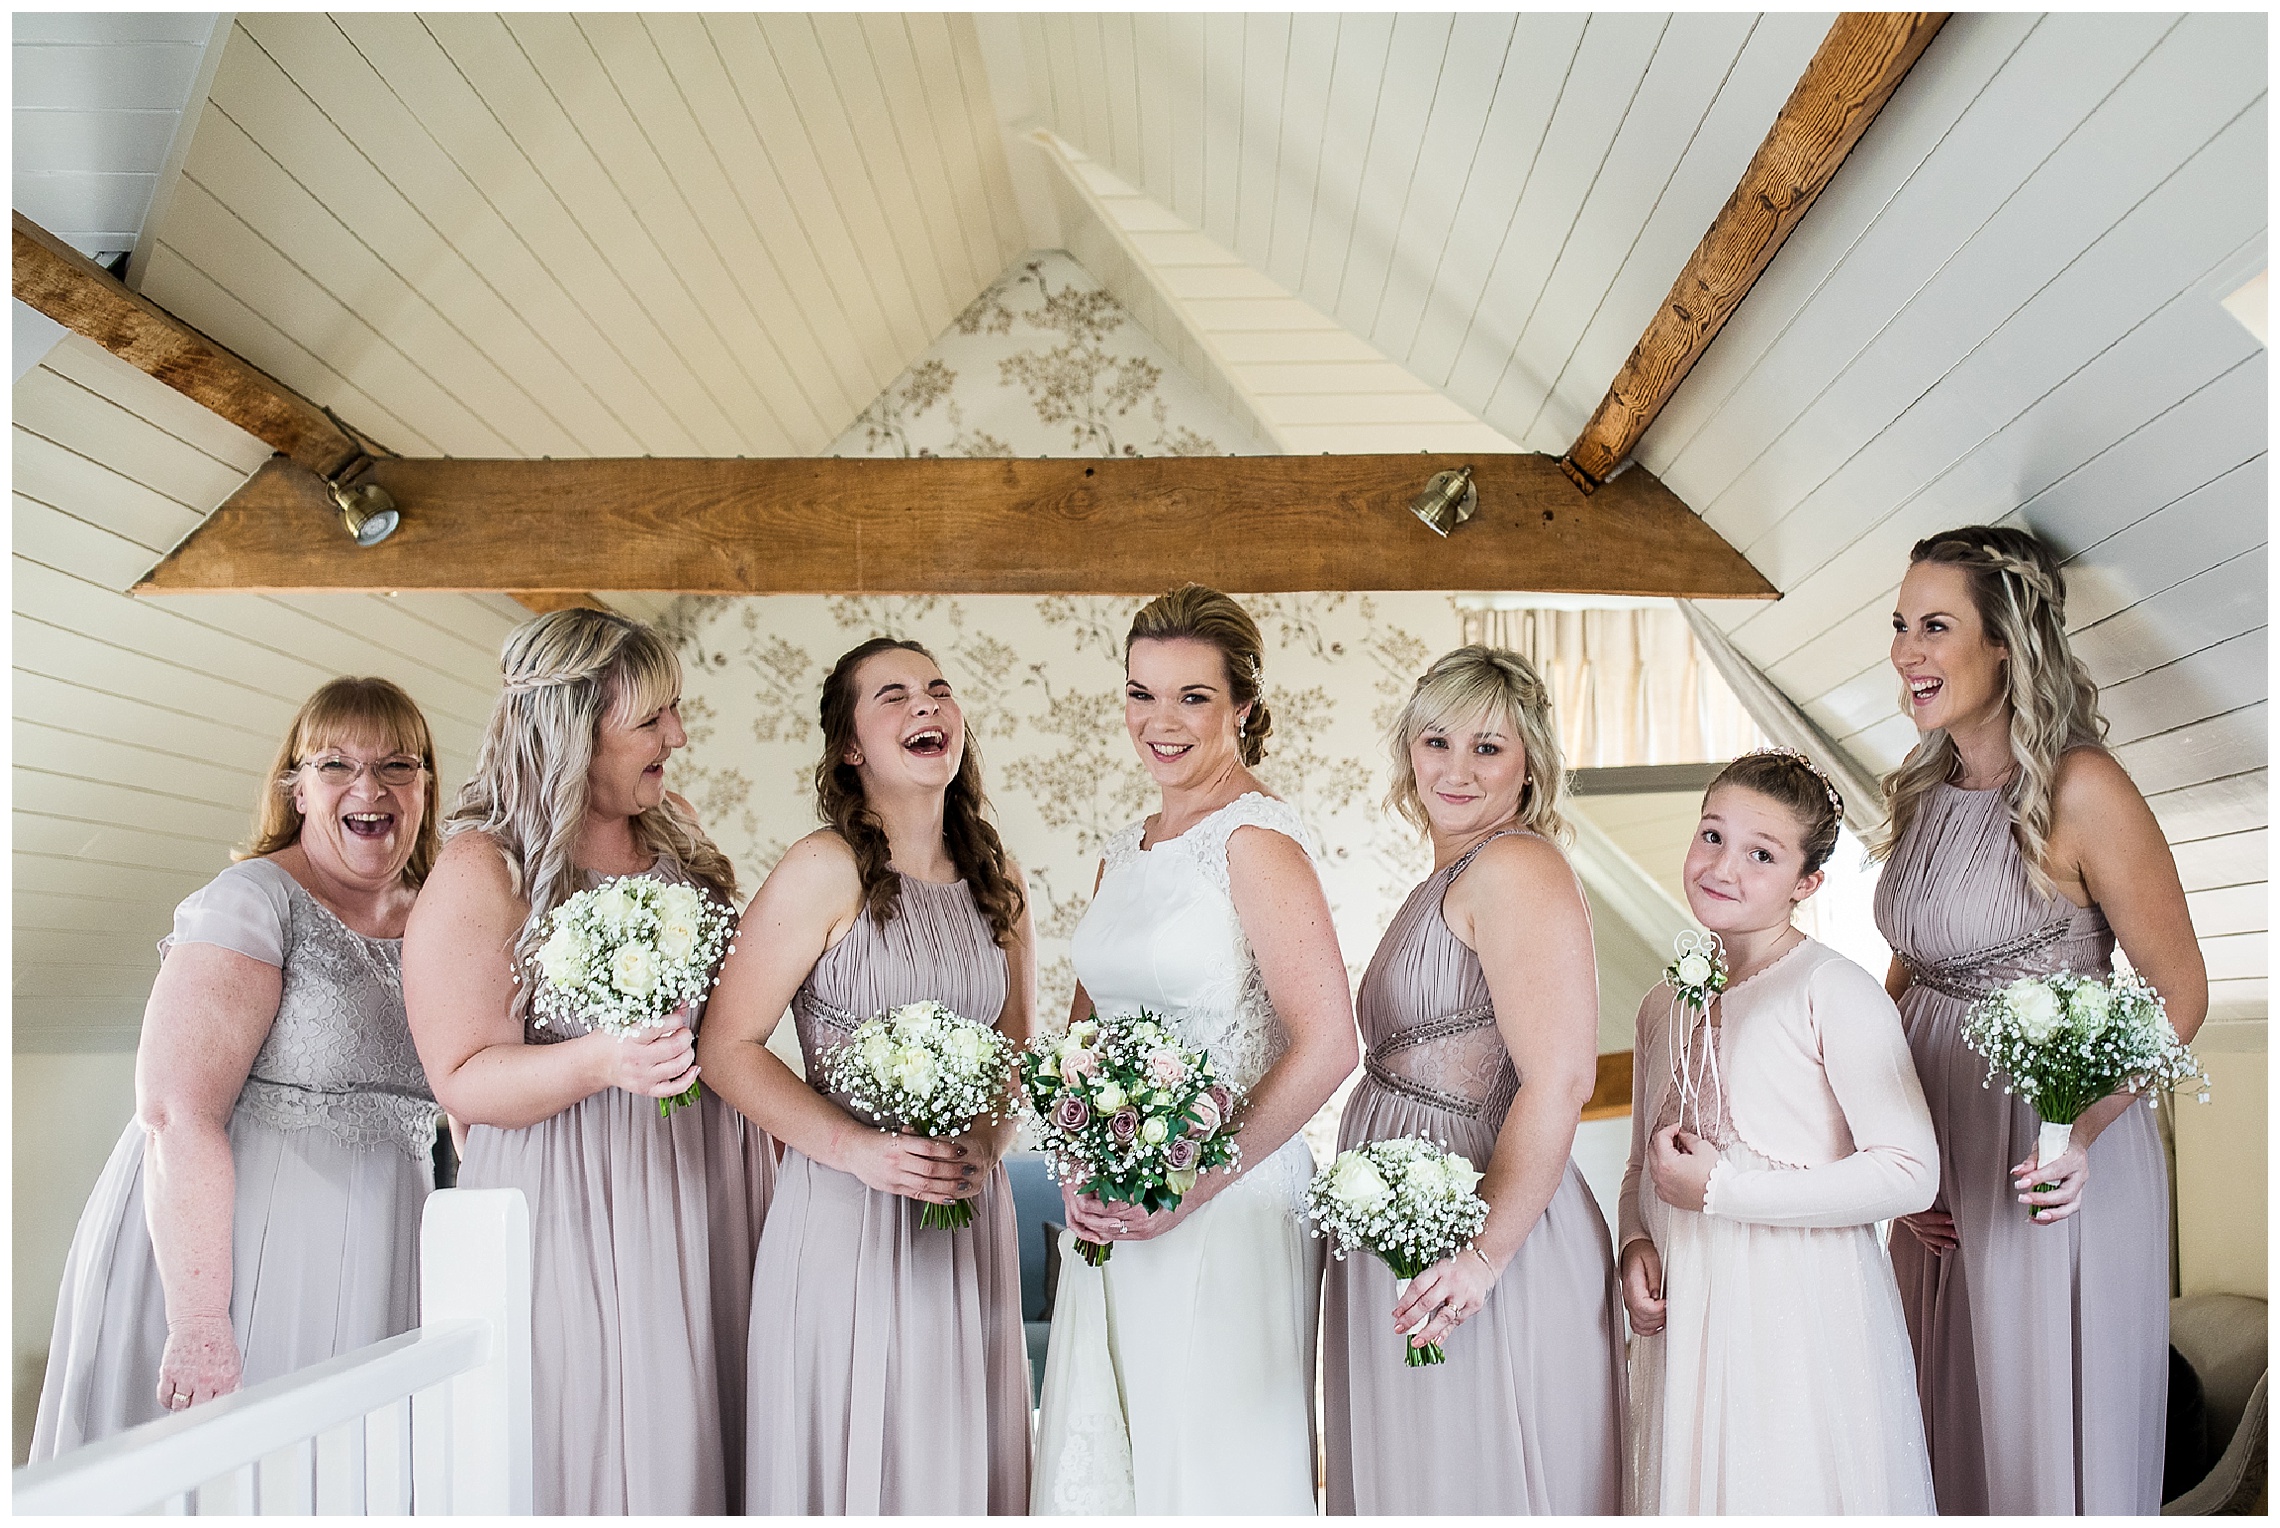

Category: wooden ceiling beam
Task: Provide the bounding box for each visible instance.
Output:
[1560,12,1949,492]
[133,453,1777,601]
[12,211,372,480]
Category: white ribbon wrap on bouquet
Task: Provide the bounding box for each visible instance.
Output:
[2035,1118,2074,1177]
[1392,1276,1429,1337]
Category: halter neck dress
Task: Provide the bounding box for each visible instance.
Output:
[743,872,1031,1515]
[1321,829,1627,1515]
[457,861,775,1515]
[1874,777,2170,1514]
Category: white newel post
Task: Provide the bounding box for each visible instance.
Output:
[417,1188,533,1515]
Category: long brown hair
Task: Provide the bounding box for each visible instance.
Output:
[1126,583,1274,766]
[816,637,1025,946]
[239,676,443,886]
[449,609,738,1017]
[1873,525,2107,895]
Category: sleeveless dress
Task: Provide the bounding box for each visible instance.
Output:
[1622,938,1937,1514]
[1875,779,2171,1514]
[31,857,438,1460]
[457,863,774,1516]
[1031,792,1326,1516]
[743,873,1031,1514]
[1321,830,1625,1515]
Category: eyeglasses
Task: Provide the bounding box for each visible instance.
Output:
[303,755,426,788]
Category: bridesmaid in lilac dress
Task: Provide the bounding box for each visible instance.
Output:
[1876,526,2208,1514]
[403,610,772,1515]
[699,638,1034,1514]
[33,678,441,1459]
[1322,647,1624,1514]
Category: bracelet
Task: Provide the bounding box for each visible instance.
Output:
[1468,1246,1495,1273]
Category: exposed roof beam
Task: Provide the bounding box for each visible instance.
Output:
[134,453,1777,601]
[1560,12,1951,492]
[12,209,371,479]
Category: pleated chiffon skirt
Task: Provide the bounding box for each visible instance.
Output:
[744,1149,1031,1514]
[31,1113,428,1461]
[1321,1087,1625,1515]
[459,1086,772,1515]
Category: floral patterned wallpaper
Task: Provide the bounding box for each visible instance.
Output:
[662,251,1462,1019]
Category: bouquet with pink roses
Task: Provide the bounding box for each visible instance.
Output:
[1017,1009,1242,1266]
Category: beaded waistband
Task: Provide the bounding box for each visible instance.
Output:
[1899,914,2078,1002]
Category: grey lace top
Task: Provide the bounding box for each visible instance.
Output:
[162,857,438,1162]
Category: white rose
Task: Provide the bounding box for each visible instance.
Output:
[1439,1155,1485,1198]
[589,884,637,931]
[1326,1152,1391,1210]
[1675,953,1712,988]
[1140,1115,1169,1146]
[610,943,658,996]
[859,1031,896,1075]
[1401,1155,1449,1199]
[946,1027,988,1067]
[537,926,584,986]
[2007,978,2064,1043]
[2068,981,2114,1036]
[655,916,698,964]
[656,883,703,924]
[1093,1079,1127,1113]
[891,1045,939,1099]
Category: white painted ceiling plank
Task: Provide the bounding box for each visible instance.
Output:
[2173,830,2268,891]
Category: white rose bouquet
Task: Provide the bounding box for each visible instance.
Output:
[1017,1010,1243,1267]
[820,999,1018,1230]
[1304,1136,1490,1366]
[530,876,735,1117]
[1959,968,2209,1208]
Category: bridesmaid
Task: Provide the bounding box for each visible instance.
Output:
[1322,645,1626,1514]
[1876,525,2207,1514]
[698,637,1034,1514]
[402,609,771,1515]
[33,678,441,1457]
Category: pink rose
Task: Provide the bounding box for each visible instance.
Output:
[1108,1107,1140,1144]
[1146,1048,1186,1087]
[1051,1093,1091,1132]
[1060,1049,1100,1085]
[1207,1084,1234,1121]
[1187,1092,1222,1138]
[1164,1136,1200,1171]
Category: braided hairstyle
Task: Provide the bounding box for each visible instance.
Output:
[1126,584,1274,766]
[814,637,1026,947]
[448,609,738,1024]
[1873,525,2107,895]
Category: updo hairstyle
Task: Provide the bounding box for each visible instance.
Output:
[1125,584,1274,767]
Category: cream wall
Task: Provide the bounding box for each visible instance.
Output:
[13,1053,139,1463]
[2174,1042,2269,1300]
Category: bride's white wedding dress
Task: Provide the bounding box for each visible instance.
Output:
[1031,793,1324,1516]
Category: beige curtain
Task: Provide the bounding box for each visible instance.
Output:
[1458,606,1766,768]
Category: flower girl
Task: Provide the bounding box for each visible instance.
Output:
[1620,750,1939,1514]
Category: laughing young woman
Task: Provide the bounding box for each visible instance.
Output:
[1875,525,2207,1514]
[33,678,443,1459]
[698,637,1035,1515]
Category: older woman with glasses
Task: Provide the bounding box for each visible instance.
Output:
[30,677,445,1459]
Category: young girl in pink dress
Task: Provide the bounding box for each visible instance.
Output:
[1621,750,1939,1514]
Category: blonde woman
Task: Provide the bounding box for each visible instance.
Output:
[33,679,442,1458]
[1876,525,2206,1514]
[1321,646,1625,1514]
[402,610,771,1516]
[1030,585,1359,1515]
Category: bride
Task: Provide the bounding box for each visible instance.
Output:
[1032,584,1359,1515]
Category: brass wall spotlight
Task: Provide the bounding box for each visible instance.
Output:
[1409,465,1477,536]
[330,475,399,547]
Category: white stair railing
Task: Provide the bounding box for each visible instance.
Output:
[13,1188,531,1516]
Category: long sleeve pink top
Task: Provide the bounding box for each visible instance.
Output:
[1620,937,1938,1245]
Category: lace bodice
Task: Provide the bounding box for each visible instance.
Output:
[163,858,437,1162]
[1072,792,1317,1099]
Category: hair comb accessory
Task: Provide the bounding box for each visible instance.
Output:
[1741,745,1845,819]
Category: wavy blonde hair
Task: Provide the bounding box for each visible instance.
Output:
[448,609,738,1018]
[1127,584,1274,766]
[240,676,442,885]
[1873,525,2107,895]
[1385,645,1570,844]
